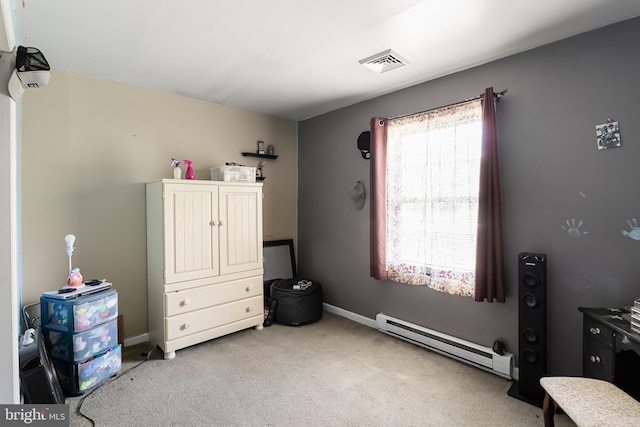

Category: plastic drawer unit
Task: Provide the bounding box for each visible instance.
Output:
[41,289,118,333]
[53,344,122,394]
[41,288,121,395]
[44,319,118,362]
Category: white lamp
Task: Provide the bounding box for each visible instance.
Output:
[64,234,75,273]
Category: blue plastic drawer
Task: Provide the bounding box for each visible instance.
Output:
[45,319,118,362]
[53,345,121,395]
[41,290,118,333]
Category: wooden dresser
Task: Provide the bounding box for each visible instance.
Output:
[146,179,263,359]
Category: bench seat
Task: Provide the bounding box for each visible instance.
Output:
[540,376,640,427]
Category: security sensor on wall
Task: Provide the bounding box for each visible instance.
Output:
[7,45,51,101]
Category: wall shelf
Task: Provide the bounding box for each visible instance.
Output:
[241,152,278,160]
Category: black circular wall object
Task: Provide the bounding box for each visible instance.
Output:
[357,131,371,159]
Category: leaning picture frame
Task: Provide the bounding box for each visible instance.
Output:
[263,239,297,281]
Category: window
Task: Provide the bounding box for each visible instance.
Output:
[382,100,482,297]
[371,88,505,302]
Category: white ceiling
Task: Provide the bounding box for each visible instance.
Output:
[14,0,640,121]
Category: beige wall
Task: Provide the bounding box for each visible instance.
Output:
[20,69,298,338]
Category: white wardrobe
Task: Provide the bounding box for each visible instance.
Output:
[146,179,263,359]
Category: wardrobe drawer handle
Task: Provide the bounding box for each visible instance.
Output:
[590,355,601,364]
[181,323,190,330]
[181,299,191,306]
[245,286,251,292]
[246,307,252,313]
[590,327,601,335]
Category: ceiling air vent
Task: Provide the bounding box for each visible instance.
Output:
[359,49,409,73]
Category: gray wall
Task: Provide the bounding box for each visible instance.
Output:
[298,17,640,376]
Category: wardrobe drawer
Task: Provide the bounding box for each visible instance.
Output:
[165,295,262,340]
[165,276,262,316]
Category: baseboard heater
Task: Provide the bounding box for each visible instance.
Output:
[376,313,513,379]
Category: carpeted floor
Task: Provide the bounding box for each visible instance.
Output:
[66,311,574,426]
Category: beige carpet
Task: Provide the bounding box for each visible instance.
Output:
[66,312,574,426]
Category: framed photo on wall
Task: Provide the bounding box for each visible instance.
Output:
[596,120,621,150]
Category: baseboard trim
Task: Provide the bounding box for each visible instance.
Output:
[322,302,519,380]
[322,303,377,329]
[124,333,149,348]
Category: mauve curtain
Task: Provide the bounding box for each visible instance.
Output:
[474,87,505,302]
[370,117,387,280]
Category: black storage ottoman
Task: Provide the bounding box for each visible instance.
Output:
[269,279,323,326]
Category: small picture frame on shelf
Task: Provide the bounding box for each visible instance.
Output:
[267,144,275,156]
[257,140,265,155]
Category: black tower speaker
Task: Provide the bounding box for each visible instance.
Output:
[508,252,547,407]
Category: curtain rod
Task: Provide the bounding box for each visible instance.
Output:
[384,88,508,123]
